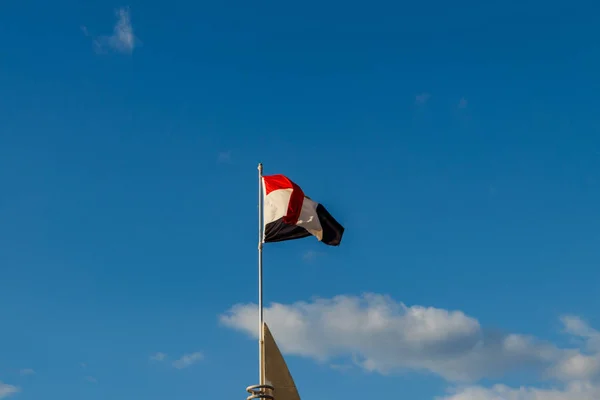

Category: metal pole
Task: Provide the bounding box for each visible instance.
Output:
[257,162,265,387]
[245,162,274,400]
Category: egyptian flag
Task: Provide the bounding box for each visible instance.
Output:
[262,174,344,246]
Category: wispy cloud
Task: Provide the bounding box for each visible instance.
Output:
[93,7,136,54]
[85,376,98,384]
[458,97,468,109]
[561,315,600,352]
[330,363,353,372]
[0,382,19,399]
[217,151,232,163]
[19,369,35,376]
[150,352,167,361]
[302,250,320,262]
[172,352,204,369]
[415,92,431,105]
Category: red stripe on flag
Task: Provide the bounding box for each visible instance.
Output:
[263,174,293,194]
[263,174,305,225]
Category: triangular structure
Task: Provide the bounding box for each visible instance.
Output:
[264,323,301,400]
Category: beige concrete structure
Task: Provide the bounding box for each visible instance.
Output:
[264,323,301,400]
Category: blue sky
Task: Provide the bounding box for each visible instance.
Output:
[1,1,600,399]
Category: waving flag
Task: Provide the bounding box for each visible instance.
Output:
[262,174,344,246]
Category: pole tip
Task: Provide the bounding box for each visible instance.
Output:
[258,163,263,171]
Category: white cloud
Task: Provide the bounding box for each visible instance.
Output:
[440,316,600,399]
[458,97,468,108]
[94,7,136,54]
[438,381,600,400]
[85,376,98,384]
[19,368,35,376]
[172,352,203,369]
[0,382,19,399]
[561,316,600,352]
[549,353,600,382]
[220,294,600,384]
[415,93,431,105]
[150,352,167,361]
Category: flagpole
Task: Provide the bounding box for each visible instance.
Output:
[257,162,265,388]
[246,163,273,400]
